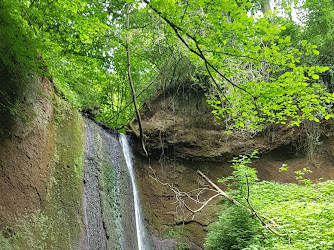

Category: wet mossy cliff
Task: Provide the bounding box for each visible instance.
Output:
[83,117,137,250]
[0,72,137,249]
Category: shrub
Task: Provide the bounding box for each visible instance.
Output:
[205,152,334,249]
[205,180,334,249]
[204,204,261,250]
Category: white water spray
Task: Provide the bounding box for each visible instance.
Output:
[119,134,149,250]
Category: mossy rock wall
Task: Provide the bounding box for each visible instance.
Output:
[0,72,142,249]
[0,75,85,249]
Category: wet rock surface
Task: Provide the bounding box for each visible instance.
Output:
[83,116,137,250]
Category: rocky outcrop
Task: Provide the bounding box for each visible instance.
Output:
[0,75,55,227]
[135,84,303,161]
[0,74,85,249]
[0,70,148,249]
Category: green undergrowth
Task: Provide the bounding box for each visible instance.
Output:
[0,97,85,249]
[205,180,334,249]
[250,180,334,249]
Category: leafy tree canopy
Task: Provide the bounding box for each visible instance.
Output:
[2,0,334,130]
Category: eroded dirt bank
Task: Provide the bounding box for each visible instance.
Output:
[132,82,334,249]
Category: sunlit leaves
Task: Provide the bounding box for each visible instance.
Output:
[4,0,334,131]
[0,0,40,72]
[249,180,334,249]
[208,63,333,129]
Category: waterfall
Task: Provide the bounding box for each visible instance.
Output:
[119,134,150,250]
[83,117,138,250]
[83,116,151,249]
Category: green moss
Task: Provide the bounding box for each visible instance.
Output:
[100,161,121,247]
[163,226,184,239]
[43,97,85,249]
[176,242,190,250]
[100,155,131,248]
[163,225,196,239]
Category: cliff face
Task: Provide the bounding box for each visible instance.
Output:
[0,75,55,227]
[0,74,85,249]
[133,82,334,248]
[83,117,138,250]
[0,71,145,250]
[135,84,304,161]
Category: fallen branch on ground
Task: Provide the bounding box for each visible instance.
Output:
[149,167,288,237]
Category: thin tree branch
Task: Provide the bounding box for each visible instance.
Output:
[245,176,288,237]
[197,170,241,206]
[203,50,275,65]
[149,168,288,237]
[149,167,220,217]
[105,79,155,124]
[143,0,253,97]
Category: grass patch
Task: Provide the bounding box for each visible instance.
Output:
[205,180,334,249]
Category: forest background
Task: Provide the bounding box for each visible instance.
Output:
[2,0,334,131]
[1,0,334,249]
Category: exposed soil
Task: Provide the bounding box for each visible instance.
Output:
[135,84,305,162]
[254,137,334,183]
[132,82,334,249]
[135,145,334,248]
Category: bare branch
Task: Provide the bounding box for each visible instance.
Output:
[149,167,288,237]
[197,170,241,206]
[105,79,155,123]
[148,167,221,219]
[245,176,288,237]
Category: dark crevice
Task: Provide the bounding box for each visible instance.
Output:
[175,220,208,227]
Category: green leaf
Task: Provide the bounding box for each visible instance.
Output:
[312,50,320,55]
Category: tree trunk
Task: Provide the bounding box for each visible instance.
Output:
[261,0,271,14]
[126,3,147,155]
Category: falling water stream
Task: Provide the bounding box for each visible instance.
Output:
[119,134,149,250]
